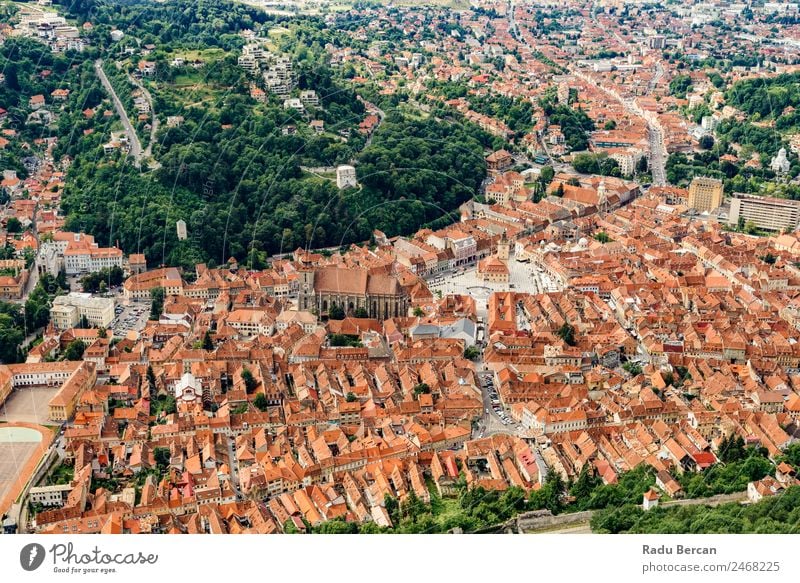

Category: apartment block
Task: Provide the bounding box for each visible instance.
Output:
[728,192,800,232]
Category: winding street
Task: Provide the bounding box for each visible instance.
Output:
[94,59,143,167]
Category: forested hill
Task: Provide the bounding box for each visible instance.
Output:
[49,1,495,268]
[725,71,800,119]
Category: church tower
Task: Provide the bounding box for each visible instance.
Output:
[297,264,315,311]
[597,179,609,214]
[497,232,511,262]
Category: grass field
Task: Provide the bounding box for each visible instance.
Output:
[173,72,204,87]
[170,48,227,62]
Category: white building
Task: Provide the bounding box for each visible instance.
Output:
[771,148,791,175]
[176,219,187,241]
[701,115,718,132]
[51,232,123,275]
[29,484,72,507]
[299,90,319,107]
[50,293,115,329]
[174,372,202,403]
[336,165,357,189]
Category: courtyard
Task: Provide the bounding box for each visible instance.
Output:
[0,387,60,425]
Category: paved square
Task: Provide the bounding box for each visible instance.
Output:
[426,259,564,319]
[0,387,60,425]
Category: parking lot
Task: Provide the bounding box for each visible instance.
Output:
[111,301,152,337]
[474,371,522,438]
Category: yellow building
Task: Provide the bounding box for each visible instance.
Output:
[687,177,724,213]
[48,361,96,422]
[477,256,510,284]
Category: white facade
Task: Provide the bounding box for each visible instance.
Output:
[771,148,791,175]
[336,165,357,189]
[51,293,115,329]
[176,219,188,241]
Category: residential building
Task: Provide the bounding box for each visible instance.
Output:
[687,177,724,213]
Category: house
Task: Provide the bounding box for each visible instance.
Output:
[642,488,660,510]
[748,476,783,503]
[29,95,46,110]
[138,61,156,76]
[655,470,683,498]
[486,149,514,175]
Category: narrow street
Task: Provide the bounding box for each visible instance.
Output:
[94,59,144,166]
[571,69,667,186]
[128,72,160,165]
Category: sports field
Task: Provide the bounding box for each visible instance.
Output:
[0,424,53,517]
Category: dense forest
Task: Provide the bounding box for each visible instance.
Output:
[726,71,800,119]
[56,0,275,52]
[15,0,498,267]
[539,89,595,152]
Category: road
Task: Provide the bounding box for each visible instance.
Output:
[646,61,665,96]
[473,369,521,438]
[571,69,667,186]
[647,120,667,186]
[94,59,143,166]
[128,72,160,164]
[508,0,521,40]
[226,435,244,501]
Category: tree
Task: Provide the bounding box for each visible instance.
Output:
[202,330,214,350]
[699,135,715,150]
[153,447,171,470]
[353,307,368,318]
[253,393,269,412]
[413,383,430,395]
[556,323,576,346]
[150,287,165,320]
[63,339,86,361]
[413,306,425,317]
[6,217,22,233]
[328,304,345,320]
[536,469,566,514]
[622,361,642,376]
[718,434,747,464]
[594,231,612,243]
[464,345,480,360]
[241,367,257,393]
[146,365,157,395]
[345,392,357,402]
[540,165,555,185]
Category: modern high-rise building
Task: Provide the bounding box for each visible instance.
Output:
[728,192,800,232]
[687,176,724,213]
